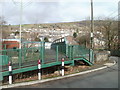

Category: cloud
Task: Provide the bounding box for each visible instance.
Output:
[1,0,119,24]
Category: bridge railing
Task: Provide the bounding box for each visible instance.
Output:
[72,45,89,58]
[1,42,42,71]
[1,42,71,72]
[65,45,94,63]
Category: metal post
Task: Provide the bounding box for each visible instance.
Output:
[69,46,71,60]
[4,44,6,50]
[71,46,73,60]
[18,40,23,68]
[41,37,44,64]
[39,42,41,59]
[23,43,26,60]
[8,61,12,84]
[61,58,64,76]
[38,60,41,80]
[4,44,7,55]
[56,46,58,62]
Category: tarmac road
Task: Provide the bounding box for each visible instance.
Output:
[17,56,119,88]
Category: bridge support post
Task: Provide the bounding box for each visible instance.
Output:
[56,46,58,62]
[8,61,12,84]
[90,49,94,64]
[19,49,22,68]
[38,60,41,80]
[70,60,75,66]
[61,58,64,76]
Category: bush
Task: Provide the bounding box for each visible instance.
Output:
[73,32,77,38]
[34,37,41,41]
[44,37,49,42]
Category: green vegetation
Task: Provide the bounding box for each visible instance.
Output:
[73,32,77,38]
[34,37,41,41]
[44,37,49,42]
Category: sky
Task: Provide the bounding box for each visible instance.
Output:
[0,0,119,25]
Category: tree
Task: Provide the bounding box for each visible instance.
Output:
[73,32,77,38]
[0,17,6,25]
[0,16,11,39]
[14,31,19,36]
[95,18,118,50]
[44,37,49,42]
[76,34,90,48]
[34,37,41,41]
[77,17,118,50]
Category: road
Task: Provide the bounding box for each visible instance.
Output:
[17,56,119,88]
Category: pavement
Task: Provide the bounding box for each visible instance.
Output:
[1,56,118,89]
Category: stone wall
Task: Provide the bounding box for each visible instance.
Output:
[94,50,110,62]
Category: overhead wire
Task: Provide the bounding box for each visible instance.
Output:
[12,0,33,8]
[3,0,33,24]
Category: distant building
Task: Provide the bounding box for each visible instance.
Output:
[52,36,79,45]
[2,39,20,49]
[94,38,106,49]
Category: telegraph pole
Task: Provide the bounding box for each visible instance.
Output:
[19,0,23,49]
[89,0,94,63]
[90,0,94,50]
[19,0,23,68]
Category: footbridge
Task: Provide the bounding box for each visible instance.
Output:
[0,37,94,81]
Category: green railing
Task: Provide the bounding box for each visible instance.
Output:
[1,41,94,79]
[51,43,94,63]
[72,45,89,58]
[1,42,42,71]
[1,42,70,72]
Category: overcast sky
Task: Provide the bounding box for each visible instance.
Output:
[0,0,119,25]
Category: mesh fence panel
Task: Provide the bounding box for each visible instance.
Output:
[73,45,90,60]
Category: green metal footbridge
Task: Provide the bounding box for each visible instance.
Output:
[0,37,94,81]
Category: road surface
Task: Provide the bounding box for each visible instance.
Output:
[16,56,119,88]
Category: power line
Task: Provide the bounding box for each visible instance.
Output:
[104,13,120,20]
[12,0,17,5]
[11,0,33,9]
[107,10,118,18]
[2,0,33,24]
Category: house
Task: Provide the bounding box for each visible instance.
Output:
[94,38,106,49]
[52,36,79,45]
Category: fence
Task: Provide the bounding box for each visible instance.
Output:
[1,42,72,73]
[0,41,94,84]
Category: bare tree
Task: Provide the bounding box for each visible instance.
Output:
[0,16,6,25]
[96,18,118,50]
[78,17,118,50]
[0,16,11,39]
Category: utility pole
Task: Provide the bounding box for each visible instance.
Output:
[19,0,23,49]
[90,0,94,50]
[18,0,23,68]
[0,1,3,50]
[89,0,94,63]
[118,1,120,51]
